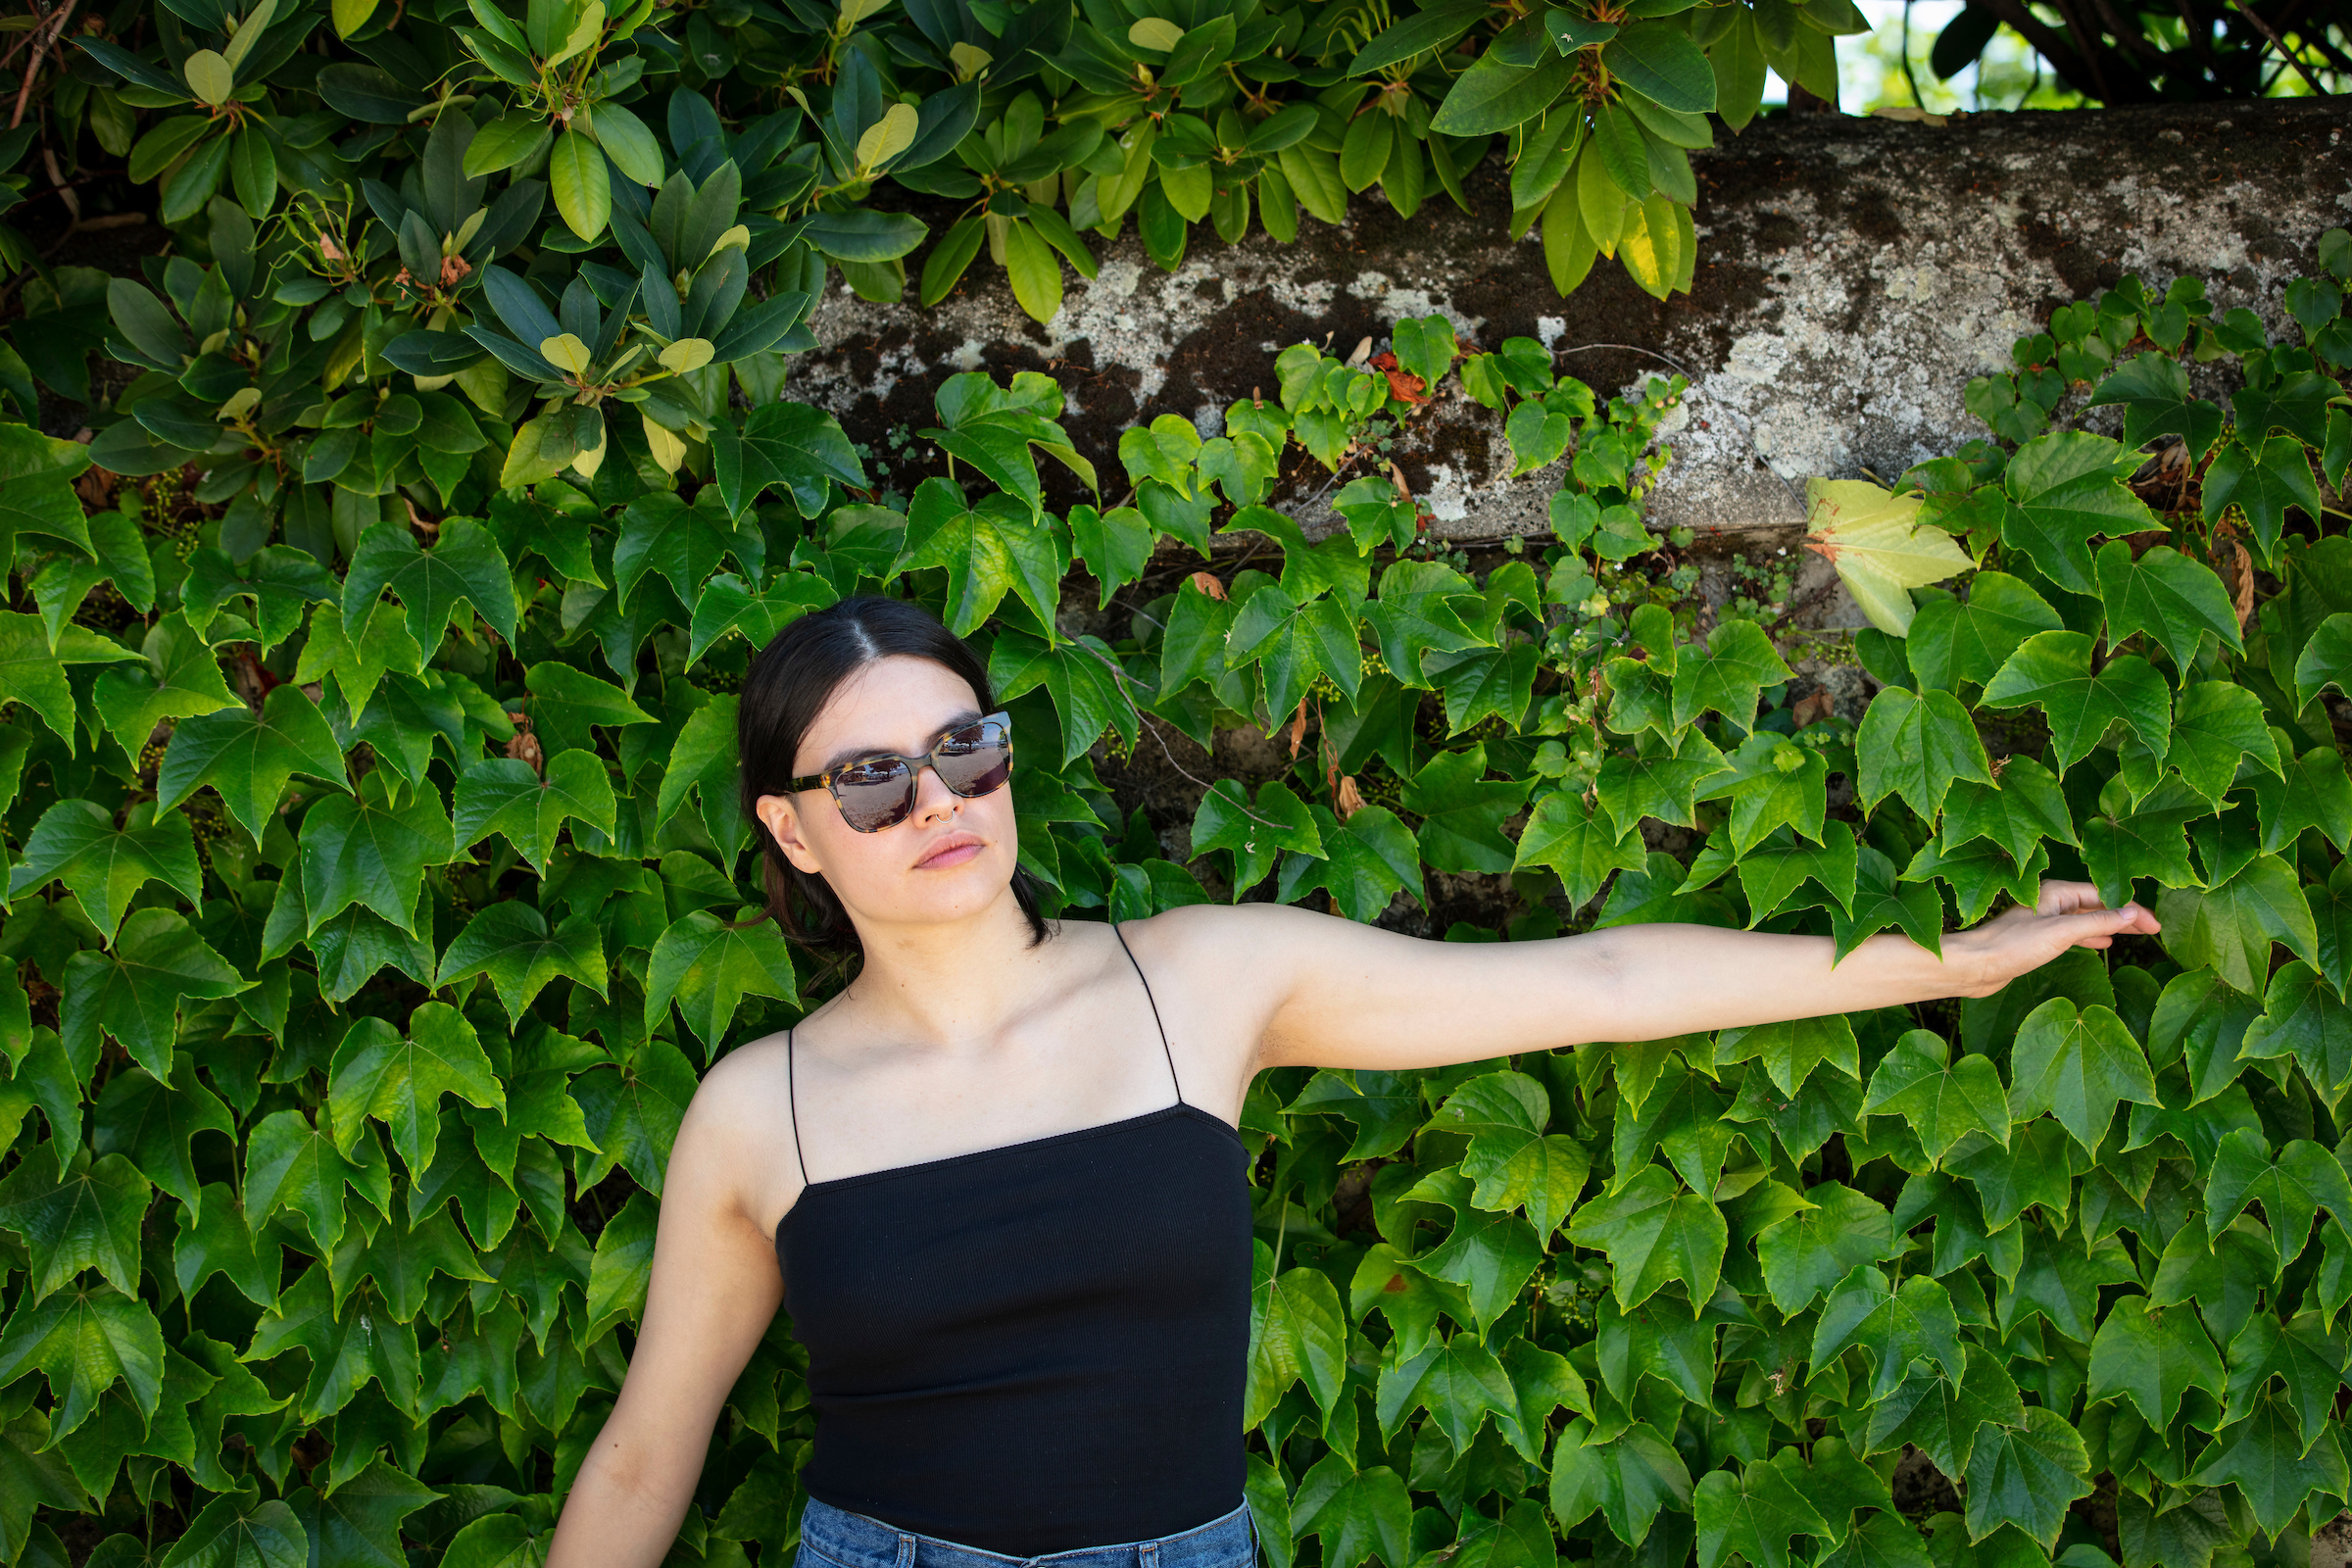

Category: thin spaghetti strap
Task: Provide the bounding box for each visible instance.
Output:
[1111,921,1183,1105]
[785,1026,809,1186]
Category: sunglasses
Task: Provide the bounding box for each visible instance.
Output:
[786,711,1014,833]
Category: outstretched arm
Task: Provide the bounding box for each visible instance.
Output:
[1231,882,2159,1073]
[547,1060,788,1568]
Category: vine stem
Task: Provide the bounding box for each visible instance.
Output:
[10,0,75,130]
[1549,341,1810,521]
[1067,635,1300,834]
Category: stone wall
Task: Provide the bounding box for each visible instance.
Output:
[785,98,2349,580]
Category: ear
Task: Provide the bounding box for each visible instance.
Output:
[755,793,824,875]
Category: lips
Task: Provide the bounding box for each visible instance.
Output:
[914,832,984,868]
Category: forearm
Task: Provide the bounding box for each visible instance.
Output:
[1566,922,1975,1044]
[545,1427,710,1568]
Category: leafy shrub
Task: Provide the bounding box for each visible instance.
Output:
[4,51,2352,1555]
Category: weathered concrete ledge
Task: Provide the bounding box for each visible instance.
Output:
[788,98,2350,557]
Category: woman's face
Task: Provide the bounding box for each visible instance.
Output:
[753,654,1022,935]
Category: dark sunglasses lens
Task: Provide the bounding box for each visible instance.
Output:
[934,722,1011,798]
[834,758,915,832]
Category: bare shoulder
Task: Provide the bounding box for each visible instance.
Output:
[1114,900,1372,979]
[669,1031,800,1214]
[686,1030,796,1126]
[1102,903,1369,1086]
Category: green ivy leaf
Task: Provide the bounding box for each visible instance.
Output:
[1861,1345,2024,1477]
[711,401,868,519]
[585,1190,658,1341]
[1982,631,2171,774]
[2203,434,2323,561]
[2204,1127,2352,1270]
[2252,745,2352,854]
[2240,960,2352,1101]
[2007,998,2159,1151]
[2158,855,2321,995]
[244,1266,419,1422]
[291,1459,441,1568]
[343,516,517,650]
[2158,681,2280,810]
[0,1146,151,1299]
[1692,1449,1832,1568]
[571,1037,699,1195]
[0,612,140,755]
[174,1184,281,1308]
[991,627,1143,767]
[1292,1455,1411,1568]
[455,751,617,873]
[644,909,801,1060]
[1427,1071,1591,1238]
[0,1284,163,1439]
[1566,1164,1725,1313]
[1998,431,2153,596]
[1547,1418,1691,1546]
[1402,744,1528,875]
[60,907,251,1079]
[1670,619,1795,730]
[1401,1166,1544,1329]
[2292,611,2352,711]
[1277,805,1421,921]
[896,480,1064,637]
[160,1495,308,1568]
[328,1005,508,1175]
[1962,1405,2092,1547]
[1939,757,2077,868]
[435,905,608,1025]
[1906,572,2063,693]
[90,612,239,751]
[156,682,351,847]
[1755,1181,1899,1314]
[2186,1391,2349,1535]
[2085,1294,2226,1428]
[244,1109,391,1254]
[2220,1309,2349,1449]
[1861,1030,2009,1161]
[2095,540,2243,674]
[1854,685,1991,818]
[2086,353,2226,463]
[8,798,204,944]
[91,1055,233,1221]
[1809,1265,1965,1403]
[1514,790,1645,907]
[330,1208,488,1323]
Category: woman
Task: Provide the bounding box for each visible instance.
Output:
[545,593,2158,1568]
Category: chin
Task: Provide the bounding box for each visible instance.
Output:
[895,851,1015,920]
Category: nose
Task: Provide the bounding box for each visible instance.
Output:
[909,757,962,823]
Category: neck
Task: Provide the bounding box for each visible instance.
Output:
[828,886,1059,1053]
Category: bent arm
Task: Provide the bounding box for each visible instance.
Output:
[1242,882,2159,1072]
[547,1082,787,1568]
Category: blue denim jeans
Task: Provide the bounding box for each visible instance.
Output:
[794,1495,1260,1568]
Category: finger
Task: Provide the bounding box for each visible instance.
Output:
[2035,880,2109,917]
[2056,906,2150,948]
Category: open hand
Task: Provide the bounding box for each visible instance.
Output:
[1943,880,2164,998]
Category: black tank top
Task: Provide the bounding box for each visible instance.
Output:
[771,923,1254,1558]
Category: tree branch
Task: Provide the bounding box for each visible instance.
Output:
[2230,0,2330,93]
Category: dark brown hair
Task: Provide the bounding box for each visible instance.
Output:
[735,593,1050,964]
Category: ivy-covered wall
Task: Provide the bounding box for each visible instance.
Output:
[3,208,2350,1568]
[783,97,2349,551]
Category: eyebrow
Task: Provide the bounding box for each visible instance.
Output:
[817,707,984,775]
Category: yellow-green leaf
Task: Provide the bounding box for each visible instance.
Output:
[1799,477,1974,635]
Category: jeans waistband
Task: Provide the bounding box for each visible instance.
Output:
[798,1494,1260,1568]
